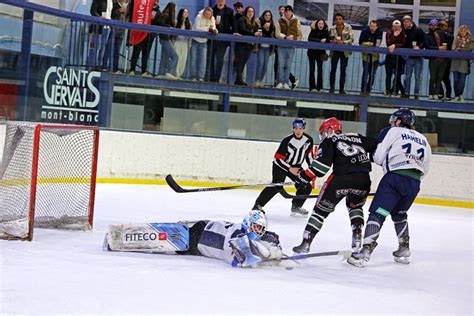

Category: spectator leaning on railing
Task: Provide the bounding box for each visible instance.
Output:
[402,15,425,100]
[359,20,382,95]
[156,2,179,79]
[233,1,244,21]
[451,25,472,102]
[255,10,275,88]
[439,20,454,101]
[234,6,260,86]
[425,19,448,100]
[103,0,130,73]
[210,0,236,82]
[88,0,113,69]
[307,19,329,92]
[328,13,354,94]
[174,8,192,78]
[385,20,406,97]
[189,7,217,82]
[275,5,302,89]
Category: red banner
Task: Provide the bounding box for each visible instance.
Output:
[130,0,154,46]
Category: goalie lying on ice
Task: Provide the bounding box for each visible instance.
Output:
[103,210,283,267]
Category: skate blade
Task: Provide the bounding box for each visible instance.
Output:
[351,243,362,252]
[394,256,410,264]
[347,256,366,268]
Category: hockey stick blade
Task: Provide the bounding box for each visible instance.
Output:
[283,250,352,261]
[165,175,293,193]
[280,189,375,200]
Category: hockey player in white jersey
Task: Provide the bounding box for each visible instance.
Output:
[348,108,431,267]
[104,210,283,268]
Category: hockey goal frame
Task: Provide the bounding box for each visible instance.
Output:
[1,123,100,241]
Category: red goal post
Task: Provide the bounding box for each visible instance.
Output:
[0,122,99,241]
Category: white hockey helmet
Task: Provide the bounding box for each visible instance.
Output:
[242,210,267,240]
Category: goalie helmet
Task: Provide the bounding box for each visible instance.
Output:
[242,210,267,241]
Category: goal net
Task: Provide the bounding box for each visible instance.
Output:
[0,122,99,241]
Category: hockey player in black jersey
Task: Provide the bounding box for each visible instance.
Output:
[292,117,378,253]
[253,118,314,216]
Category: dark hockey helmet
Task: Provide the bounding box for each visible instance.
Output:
[242,210,267,241]
[292,117,306,129]
[319,117,342,140]
[389,108,416,128]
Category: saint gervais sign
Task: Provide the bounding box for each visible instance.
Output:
[42,66,101,124]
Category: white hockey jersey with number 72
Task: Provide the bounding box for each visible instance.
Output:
[373,127,432,177]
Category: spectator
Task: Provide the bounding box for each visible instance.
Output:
[451,25,472,102]
[233,2,244,21]
[385,20,406,97]
[439,20,454,100]
[275,5,302,89]
[174,8,192,78]
[234,6,260,85]
[88,0,113,69]
[156,2,179,79]
[328,13,354,94]
[274,5,298,88]
[103,0,130,73]
[402,15,425,100]
[359,20,382,95]
[189,7,217,82]
[210,0,236,82]
[129,0,160,76]
[425,19,448,100]
[255,10,275,87]
[307,19,329,92]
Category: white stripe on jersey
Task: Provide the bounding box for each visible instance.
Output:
[197,221,243,264]
[273,134,313,169]
[374,127,431,177]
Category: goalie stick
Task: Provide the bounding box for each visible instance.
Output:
[280,189,376,200]
[165,175,293,193]
[283,250,352,261]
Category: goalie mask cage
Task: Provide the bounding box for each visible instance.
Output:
[0,122,99,241]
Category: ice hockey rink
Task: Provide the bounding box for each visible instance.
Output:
[1,183,473,315]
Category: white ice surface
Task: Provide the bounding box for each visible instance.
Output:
[1,184,473,315]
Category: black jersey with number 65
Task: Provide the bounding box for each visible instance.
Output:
[304,133,378,179]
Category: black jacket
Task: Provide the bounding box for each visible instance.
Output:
[213,5,236,35]
[307,22,329,58]
[236,16,258,47]
[89,0,108,33]
[404,22,425,58]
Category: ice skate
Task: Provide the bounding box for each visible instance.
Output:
[290,206,309,217]
[393,237,410,264]
[351,225,363,251]
[347,241,378,268]
[292,239,311,254]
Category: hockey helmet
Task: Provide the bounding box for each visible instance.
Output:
[242,210,267,241]
[292,117,306,129]
[319,117,342,140]
[389,108,416,128]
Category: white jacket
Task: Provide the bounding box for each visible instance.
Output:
[193,10,217,43]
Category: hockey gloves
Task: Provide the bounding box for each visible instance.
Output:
[295,170,312,185]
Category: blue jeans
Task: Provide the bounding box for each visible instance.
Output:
[189,40,207,80]
[87,27,110,67]
[158,38,178,76]
[361,60,379,93]
[452,71,468,97]
[277,47,295,85]
[102,28,125,72]
[256,46,271,82]
[404,58,423,97]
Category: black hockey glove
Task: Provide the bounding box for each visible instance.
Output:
[295,171,312,185]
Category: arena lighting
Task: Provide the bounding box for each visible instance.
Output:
[230,96,287,106]
[368,107,427,117]
[113,86,162,96]
[296,101,355,111]
[438,112,474,120]
[163,91,220,101]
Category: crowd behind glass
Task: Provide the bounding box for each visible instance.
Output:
[88,0,473,102]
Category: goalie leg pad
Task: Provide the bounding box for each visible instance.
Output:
[104,223,189,253]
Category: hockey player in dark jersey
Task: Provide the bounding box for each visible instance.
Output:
[104,210,283,268]
[292,117,378,253]
[253,118,314,216]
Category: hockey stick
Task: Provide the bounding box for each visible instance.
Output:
[282,250,352,261]
[165,175,294,193]
[280,189,376,200]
